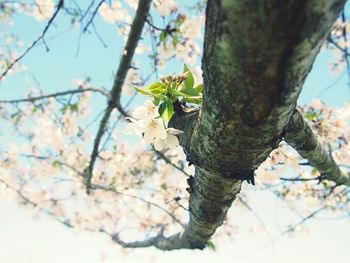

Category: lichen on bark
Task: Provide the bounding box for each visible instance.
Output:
[115,0,347,250]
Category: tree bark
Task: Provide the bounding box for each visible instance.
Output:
[115,0,347,250]
[171,0,346,249]
[284,110,350,185]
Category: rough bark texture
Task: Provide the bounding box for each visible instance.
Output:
[170,0,346,249]
[285,110,350,185]
[115,0,347,250]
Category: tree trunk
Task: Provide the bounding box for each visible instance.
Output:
[114,0,347,250]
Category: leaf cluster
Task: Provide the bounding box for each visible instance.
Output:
[134,64,202,122]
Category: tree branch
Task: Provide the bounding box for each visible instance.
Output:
[0,0,64,81]
[112,230,194,250]
[83,0,105,33]
[90,184,186,228]
[111,167,242,250]
[84,0,152,192]
[166,0,346,250]
[189,0,346,176]
[0,87,108,104]
[0,178,74,228]
[284,110,350,186]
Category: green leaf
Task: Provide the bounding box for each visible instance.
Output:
[172,35,179,47]
[153,97,160,106]
[159,99,174,123]
[134,87,153,96]
[159,101,166,116]
[183,64,194,91]
[52,160,61,167]
[111,176,117,186]
[194,84,203,94]
[70,103,79,112]
[159,31,167,42]
[206,240,216,251]
[179,64,202,96]
[60,105,68,113]
[182,96,202,104]
[146,82,165,95]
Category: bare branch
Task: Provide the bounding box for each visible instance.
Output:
[84,0,152,192]
[0,87,108,104]
[341,10,350,92]
[279,176,322,182]
[153,146,191,177]
[327,36,350,56]
[0,177,73,228]
[9,152,186,229]
[237,196,272,241]
[241,188,349,257]
[91,184,186,228]
[112,230,193,250]
[0,0,64,81]
[83,0,105,33]
[284,110,350,186]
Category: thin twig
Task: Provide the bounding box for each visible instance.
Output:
[0,177,74,228]
[84,0,152,192]
[0,87,108,104]
[237,196,273,243]
[91,184,186,228]
[279,176,322,182]
[341,11,350,93]
[83,0,105,33]
[0,0,64,81]
[153,147,191,177]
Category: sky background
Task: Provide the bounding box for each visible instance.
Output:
[0,1,349,262]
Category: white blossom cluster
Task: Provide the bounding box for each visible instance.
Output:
[124,100,183,151]
[98,1,131,24]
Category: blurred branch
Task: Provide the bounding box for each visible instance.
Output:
[279,176,322,182]
[91,184,186,228]
[0,177,73,228]
[84,0,152,192]
[0,87,108,104]
[111,229,191,250]
[153,146,191,177]
[237,196,272,242]
[83,0,105,33]
[241,188,349,257]
[341,10,350,92]
[6,152,186,230]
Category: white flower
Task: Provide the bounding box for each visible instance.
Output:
[99,1,130,24]
[132,100,159,119]
[179,17,202,39]
[125,0,138,9]
[31,0,54,21]
[166,128,183,148]
[143,118,167,144]
[153,128,183,150]
[124,69,141,95]
[310,99,322,110]
[155,0,177,17]
[166,133,179,148]
[124,116,167,145]
[175,41,197,65]
[153,138,166,151]
[157,43,175,59]
[124,101,183,150]
[124,117,143,137]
